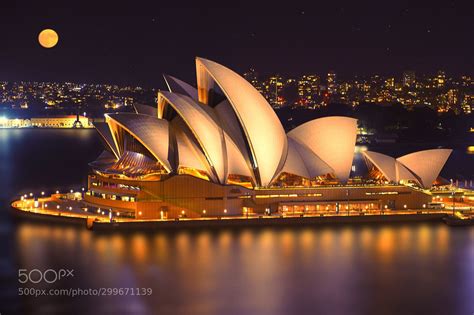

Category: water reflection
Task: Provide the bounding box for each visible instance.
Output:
[12,222,474,314]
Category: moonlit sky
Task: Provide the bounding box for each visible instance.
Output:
[0,1,472,87]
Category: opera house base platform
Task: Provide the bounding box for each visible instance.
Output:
[10,183,474,230]
[8,194,462,231]
[82,173,436,220]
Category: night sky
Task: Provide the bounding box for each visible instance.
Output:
[1,1,472,87]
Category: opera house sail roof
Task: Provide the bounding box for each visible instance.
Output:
[362,149,452,188]
[92,57,451,190]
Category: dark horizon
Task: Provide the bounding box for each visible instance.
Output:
[0,2,472,88]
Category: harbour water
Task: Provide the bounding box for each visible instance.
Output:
[0,129,473,315]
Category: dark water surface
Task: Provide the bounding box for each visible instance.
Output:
[0,129,473,315]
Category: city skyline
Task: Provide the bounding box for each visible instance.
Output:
[1,67,472,115]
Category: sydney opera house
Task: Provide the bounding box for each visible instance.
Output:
[84,58,452,219]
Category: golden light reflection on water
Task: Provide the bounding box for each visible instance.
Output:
[153,233,169,263]
[435,225,449,256]
[94,236,107,259]
[417,225,432,255]
[319,229,334,256]
[14,223,469,288]
[195,231,212,268]
[79,229,92,250]
[63,227,75,246]
[239,229,254,250]
[299,229,315,265]
[376,227,395,262]
[175,232,191,269]
[130,234,148,264]
[279,229,295,258]
[299,229,315,252]
[398,226,412,252]
[110,234,125,262]
[339,228,354,253]
[217,230,232,251]
[360,227,374,250]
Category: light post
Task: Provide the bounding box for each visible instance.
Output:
[346,189,350,216]
[451,191,455,215]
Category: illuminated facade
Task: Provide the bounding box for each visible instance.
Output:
[31,115,91,128]
[84,58,452,219]
[0,115,92,128]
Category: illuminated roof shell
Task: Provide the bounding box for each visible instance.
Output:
[133,103,158,117]
[163,75,199,101]
[105,113,172,172]
[288,116,357,183]
[94,122,119,159]
[158,91,227,184]
[196,57,288,187]
[397,149,452,188]
[362,149,452,188]
[279,137,334,179]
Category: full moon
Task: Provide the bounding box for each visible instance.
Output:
[38,29,59,48]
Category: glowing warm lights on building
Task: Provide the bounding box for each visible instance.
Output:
[82,58,453,220]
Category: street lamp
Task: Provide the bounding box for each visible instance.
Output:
[451,191,455,215]
[346,189,350,216]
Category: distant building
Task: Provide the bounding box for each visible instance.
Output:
[0,117,31,128]
[402,71,416,88]
[437,70,446,88]
[461,94,473,114]
[0,116,92,128]
[30,115,92,128]
[261,75,284,108]
[297,75,320,107]
[327,71,337,95]
[385,77,395,89]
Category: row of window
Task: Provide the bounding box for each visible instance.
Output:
[89,190,136,202]
[91,181,140,191]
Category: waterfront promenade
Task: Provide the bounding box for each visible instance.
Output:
[10,191,474,230]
